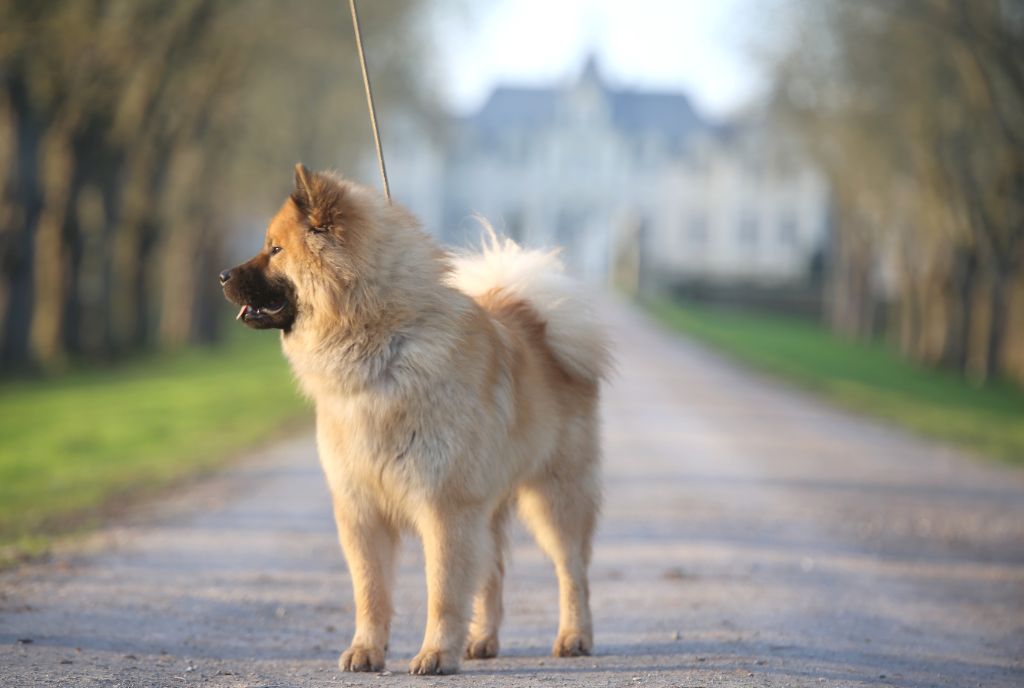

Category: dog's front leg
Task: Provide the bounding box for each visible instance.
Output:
[333,498,398,672]
[409,507,489,675]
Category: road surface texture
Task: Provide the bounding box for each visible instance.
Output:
[2,300,1023,687]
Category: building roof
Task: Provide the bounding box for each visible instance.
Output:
[608,90,704,139]
[466,58,707,145]
[474,87,557,133]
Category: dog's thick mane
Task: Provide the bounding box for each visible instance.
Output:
[284,175,471,397]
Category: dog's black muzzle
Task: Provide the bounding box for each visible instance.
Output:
[220,256,297,331]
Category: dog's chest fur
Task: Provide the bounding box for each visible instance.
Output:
[281,305,535,522]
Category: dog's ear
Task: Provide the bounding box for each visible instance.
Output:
[290,164,355,233]
[292,163,316,216]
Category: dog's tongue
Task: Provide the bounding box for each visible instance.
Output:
[236,305,248,321]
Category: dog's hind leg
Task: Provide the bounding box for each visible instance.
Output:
[465,502,510,659]
[517,440,600,657]
[333,498,398,672]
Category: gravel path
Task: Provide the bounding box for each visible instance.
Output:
[2,300,1023,687]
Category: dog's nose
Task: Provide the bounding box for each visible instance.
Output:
[219,270,232,285]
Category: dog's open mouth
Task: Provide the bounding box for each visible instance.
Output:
[220,263,297,332]
[236,302,286,321]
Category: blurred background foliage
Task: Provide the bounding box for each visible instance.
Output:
[766,0,1024,385]
[0,0,435,373]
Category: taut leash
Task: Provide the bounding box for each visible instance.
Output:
[348,0,391,202]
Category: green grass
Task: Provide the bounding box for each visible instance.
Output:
[0,328,308,565]
[644,295,1024,465]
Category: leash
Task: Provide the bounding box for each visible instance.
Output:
[348,0,391,202]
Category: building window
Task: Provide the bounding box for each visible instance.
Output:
[738,214,758,246]
[778,215,798,246]
[688,214,708,245]
[745,157,764,185]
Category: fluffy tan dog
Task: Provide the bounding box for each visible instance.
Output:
[220,165,609,675]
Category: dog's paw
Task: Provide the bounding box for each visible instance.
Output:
[339,644,385,672]
[465,634,499,659]
[409,648,460,675]
[552,630,592,657]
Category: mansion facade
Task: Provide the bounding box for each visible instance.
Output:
[376,58,830,289]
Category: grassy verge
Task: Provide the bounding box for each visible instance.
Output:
[0,328,308,565]
[644,295,1024,465]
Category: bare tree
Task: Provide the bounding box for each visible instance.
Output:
[767,0,1024,383]
[0,0,438,373]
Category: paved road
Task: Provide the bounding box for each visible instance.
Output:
[3,301,1023,687]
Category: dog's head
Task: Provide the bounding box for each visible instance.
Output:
[219,164,370,332]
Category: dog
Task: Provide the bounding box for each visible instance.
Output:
[220,165,609,675]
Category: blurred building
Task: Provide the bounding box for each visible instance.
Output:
[381,58,830,294]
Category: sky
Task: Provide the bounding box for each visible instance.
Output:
[431,0,767,119]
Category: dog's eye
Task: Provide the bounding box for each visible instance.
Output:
[270,246,282,256]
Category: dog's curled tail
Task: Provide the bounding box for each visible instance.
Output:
[448,227,611,384]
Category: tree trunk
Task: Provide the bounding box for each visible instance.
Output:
[896,263,916,358]
[1,73,45,373]
[982,269,1010,381]
[966,266,1011,384]
[944,246,977,372]
[828,221,876,340]
[191,208,223,345]
[28,119,76,369]
[157,145,205,349]
[1002,271,1024,384]
[69,183,107,358]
